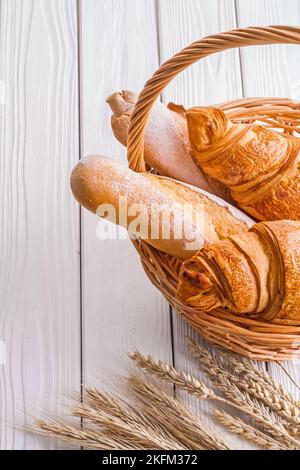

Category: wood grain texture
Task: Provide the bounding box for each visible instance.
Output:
[157,0,251,450]
[0,0,80,449]
[237,0,300,99]
[79,0,173,393]
[236,0,300,404]
[157,0,243,107]
[2,0,300,450]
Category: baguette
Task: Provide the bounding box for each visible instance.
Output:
[186,106,300,221]
[70,155,252,259]
[107,90,231,201]
[71,156,300,321]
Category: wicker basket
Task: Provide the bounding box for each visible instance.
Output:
[126,26,300,361]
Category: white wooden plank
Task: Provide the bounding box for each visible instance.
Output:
[79,0,173,395]
[157,0,252,450]
[237,0,300,100]
[0,0,81,449]
[158,0,243,107]
[236,0,300,403]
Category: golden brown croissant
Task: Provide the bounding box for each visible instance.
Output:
[177,219,300,321]
[186,107,300,221]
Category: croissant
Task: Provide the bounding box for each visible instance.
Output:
[177,219,300,321]
[186,107,300,221]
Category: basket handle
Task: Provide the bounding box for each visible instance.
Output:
[127,25,300,173]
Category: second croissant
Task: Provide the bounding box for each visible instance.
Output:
[186,107,300,221]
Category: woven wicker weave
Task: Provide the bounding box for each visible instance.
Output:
[127,26,300,361]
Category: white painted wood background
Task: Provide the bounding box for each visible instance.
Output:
[1,0,300,450]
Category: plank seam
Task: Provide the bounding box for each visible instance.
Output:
[234,0,268,376]
[234,0,246,99]
[155,0,175,390]
[153,0,177,401]
[76,0,84,431]
[154,0,163,104]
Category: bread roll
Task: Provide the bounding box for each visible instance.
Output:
[70,155,252,259]
[107,91,210,189]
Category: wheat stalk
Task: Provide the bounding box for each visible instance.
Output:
[36,419,135,450]
[35,344,300,451]
[214,410,287,450]
[222,349,300,412]
[37,401,184,450]
[130,351,300,449]
[85,387,179,443]
[129,351,216,399]
[71,402,183,450]
[80,405,179,449]
[214,374,299,448]
[36,377,228,450]
[245,379,300,435]
[129,376,205,450]
[189,339,300,436]
[129,375,231,450]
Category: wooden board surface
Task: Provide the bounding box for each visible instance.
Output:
[79,0,173,393]
[0,0,80,449]
[1,0,300,450]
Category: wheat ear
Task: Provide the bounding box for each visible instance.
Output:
[213,375,299,448]
[36,419,136,450]
[188,339,300,434]
[129,351,216,399]
[71,402,182,450]
[129,375,231,450]
[214,410,288,450]
[223,349,300,412]
[130,351,300,449]
[85,387,180,444]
